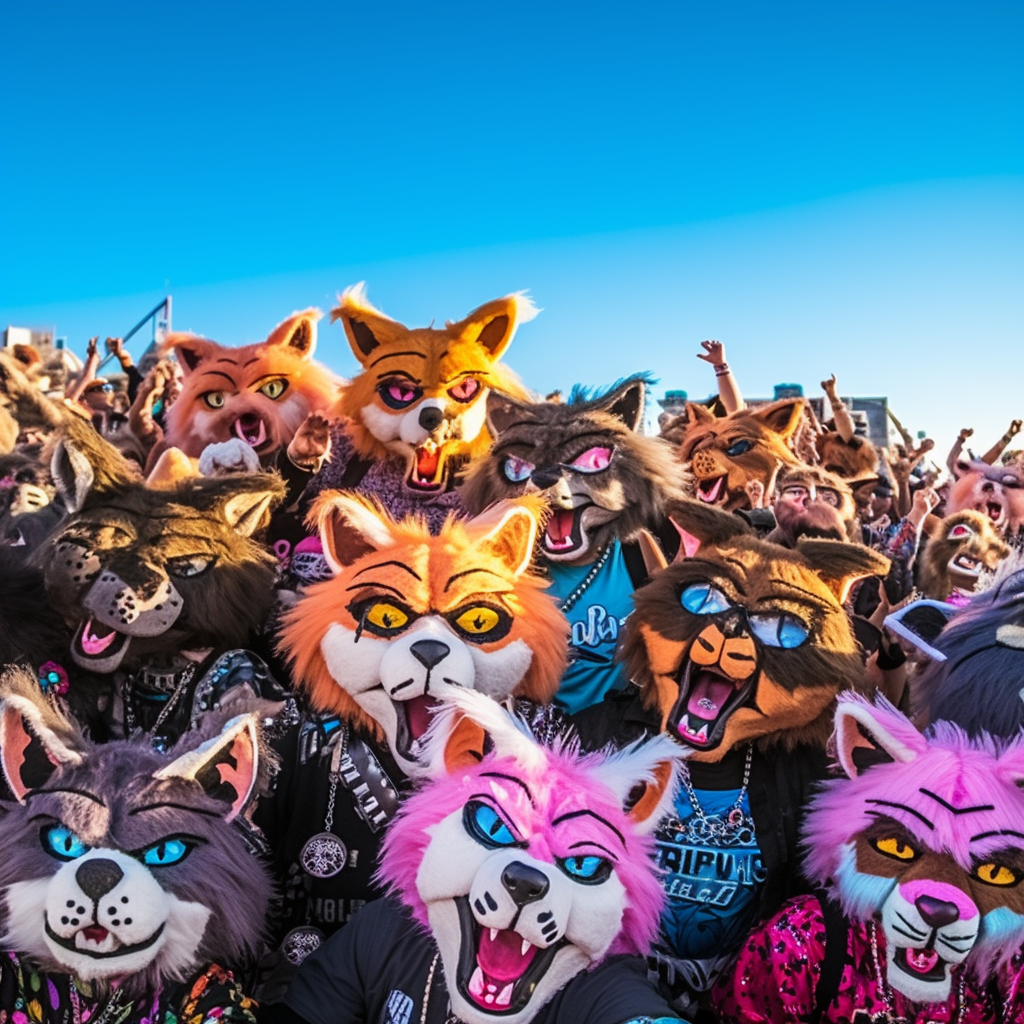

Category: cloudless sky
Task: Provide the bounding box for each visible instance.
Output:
[1,1,1021,457]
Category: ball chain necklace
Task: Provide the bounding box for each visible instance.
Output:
[557,544,612,614]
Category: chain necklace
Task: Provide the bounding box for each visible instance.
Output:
[557,544,612,614]
[868,920,966,1024]
[420,951,465,1024]
[660,744,755,847]
[122,663,197,741]
[300,726,350,879]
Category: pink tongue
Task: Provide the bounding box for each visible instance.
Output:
[698,476,724,503]
[83,925,108,943]
[906,948,940,974]
[404,695,439,741]
[81,619,118,655]
[687,673,737,720]
[478,928,535,982]
[547,510,575,543]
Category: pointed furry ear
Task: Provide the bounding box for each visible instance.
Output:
[450,293,538,359]
[311,491,397,573]
[589,735,680,835]
[485,392,534,437]
[684,401,717,427]
[0,688,84,802]
[331,282,407,364]
[50,419,135,512]
[997,741,1024,790]
[147,446,198,487]
[50,436,95,513]
[637,528,668,575]
[156,714,259,821]
[750,397,805,440]
[470,499,539,577]
[596,378,646,432]
[797,539,891,603]
[163,333,212,376]
[266,308,322,358]
[834,694,927,779]
[667,498,752,552]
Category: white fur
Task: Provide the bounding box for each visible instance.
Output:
[399,400,443,447]
[338,281,394,321]
[458,393,490,444]
[198,439,260,477]
[587,735,682,835]
[359,402,403,444]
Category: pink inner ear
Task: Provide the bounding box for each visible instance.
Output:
[216,728,256,822]
[837,725,878,779]
[670,519,701,560]
[0,706,34,801]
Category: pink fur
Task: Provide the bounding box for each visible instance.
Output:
[379,741,666,959]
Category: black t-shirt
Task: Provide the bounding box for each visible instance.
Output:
[267,895,684,1024]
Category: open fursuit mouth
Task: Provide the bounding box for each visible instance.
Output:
[74,618,130,661]
[455,897,564,1015]
[697,476,726,504]
[408,442,446,491]
[45,917,165,959]
[543,507,588,554]
[234,412,269,448]
[393,693,443,759]
[668,661,755,751]
[893,944,949,984]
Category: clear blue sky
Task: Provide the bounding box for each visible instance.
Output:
[2,1,1021,457]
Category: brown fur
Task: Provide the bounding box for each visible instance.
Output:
[624,499,889,761]
[815,430,879,480]
[769,464,858,545]
[671,398,806,511]
[918,510,1010,600]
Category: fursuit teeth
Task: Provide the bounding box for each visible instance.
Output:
[669,661,755,752]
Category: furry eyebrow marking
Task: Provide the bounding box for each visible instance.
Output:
[865,799,934,829]
[480,772,533,804]
[242,356,260,367]
[368,350,427,368]
[344,581,406,598]
[682,560,746,597]
[27,787,104,807]
[442,370,490,384]
[568,839,618,859]
[766,580,832,609]
[128,802,222,819]
[354,561,422,581]
[551,809,626,848]
[199,370,238,385]
[971,829,1024,842]
[444,568,504,591]
[918,789,994,816]
[249,373,289,387]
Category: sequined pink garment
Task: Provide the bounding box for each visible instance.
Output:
[713,895,1019,1023]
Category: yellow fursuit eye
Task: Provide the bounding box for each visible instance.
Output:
[455,606,502,635]
[974,863,1020,886]
[203,391,226,409]
[365,603,409,631]
[874,836,918,861]
[258,379,288,400]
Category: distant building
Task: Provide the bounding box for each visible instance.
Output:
[3,325,58,356]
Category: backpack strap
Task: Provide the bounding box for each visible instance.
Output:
[806,892,849,1024]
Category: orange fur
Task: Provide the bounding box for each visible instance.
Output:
[278,493,567,740]
[330,284,533,491]
[161,309,340,459]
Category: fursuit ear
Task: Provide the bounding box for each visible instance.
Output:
[450,293,538,360]
[310,491,397,573]
[163,333,215,376]
[201,476,285,537]
[330,282,407,364]
[147,446,199,487]
[265,308,322,358]
[469,498,540,577]
[594,377,647,432]
[683,401,717,428]
[996,739,1024,791]
[797,539,891,603]
[50,417,135,512]
[485,391,535,438]
[589,735,681,835]
[0,678,84,802]
[422,689,545,780]
[834,694,928,779]
[750,397,806,441]
[667,498,752,561]
[155,713,259,821]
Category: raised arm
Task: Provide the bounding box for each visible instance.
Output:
[981,419,1022,464]
[821,374,857,441]
[697,339,744,413]
[947,427,972,475]
[66,336,100,403]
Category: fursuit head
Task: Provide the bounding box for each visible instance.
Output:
[804,693,1024,1004]
[329,283,534,494]
[668,397,806,511]
[917,509,1010,602]
[946,458,1024,537]
[43,417,284,674]
[621,500,889,761]
[162,309,340,460]
[278,492,568,775]
[378,689,680,1024]
[461,376,684,565]
[0,672,271,999]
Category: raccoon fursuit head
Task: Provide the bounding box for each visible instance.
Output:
[0,673,271,999]
[278,492,568,775]
[622,500,889,760]
[162,308,339,460]
[43,417,284,674]
[671,397,806,511]
[379,689,680,1024]
[461,375,684,564]
[804,693,1024,1004]
[330,283,534,494]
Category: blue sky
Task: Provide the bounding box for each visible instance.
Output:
[1,1,1021,457]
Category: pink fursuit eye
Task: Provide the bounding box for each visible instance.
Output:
[569,446,613,473]
[447,378,481,403]
[378,380,422,409]
[948,524,975,539]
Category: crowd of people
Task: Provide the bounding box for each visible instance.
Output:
[0,285,1022,1024]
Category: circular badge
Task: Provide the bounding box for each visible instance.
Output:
[300,831,348,878]
[282,925,325,966]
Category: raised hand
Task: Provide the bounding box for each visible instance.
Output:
[697,339,727,366]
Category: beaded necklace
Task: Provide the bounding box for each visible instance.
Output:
[555,544,612,614]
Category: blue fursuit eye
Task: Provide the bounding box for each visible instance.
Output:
[680,583,732,616]
[748,611,810,649]
[464,801,518,848]
[502,456,535,484]
[559,855,612,884]
[42,825,90,861]
[724,439,753,457]
[141,838,192,867]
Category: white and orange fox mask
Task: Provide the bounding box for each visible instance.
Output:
[331,284,534,493]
